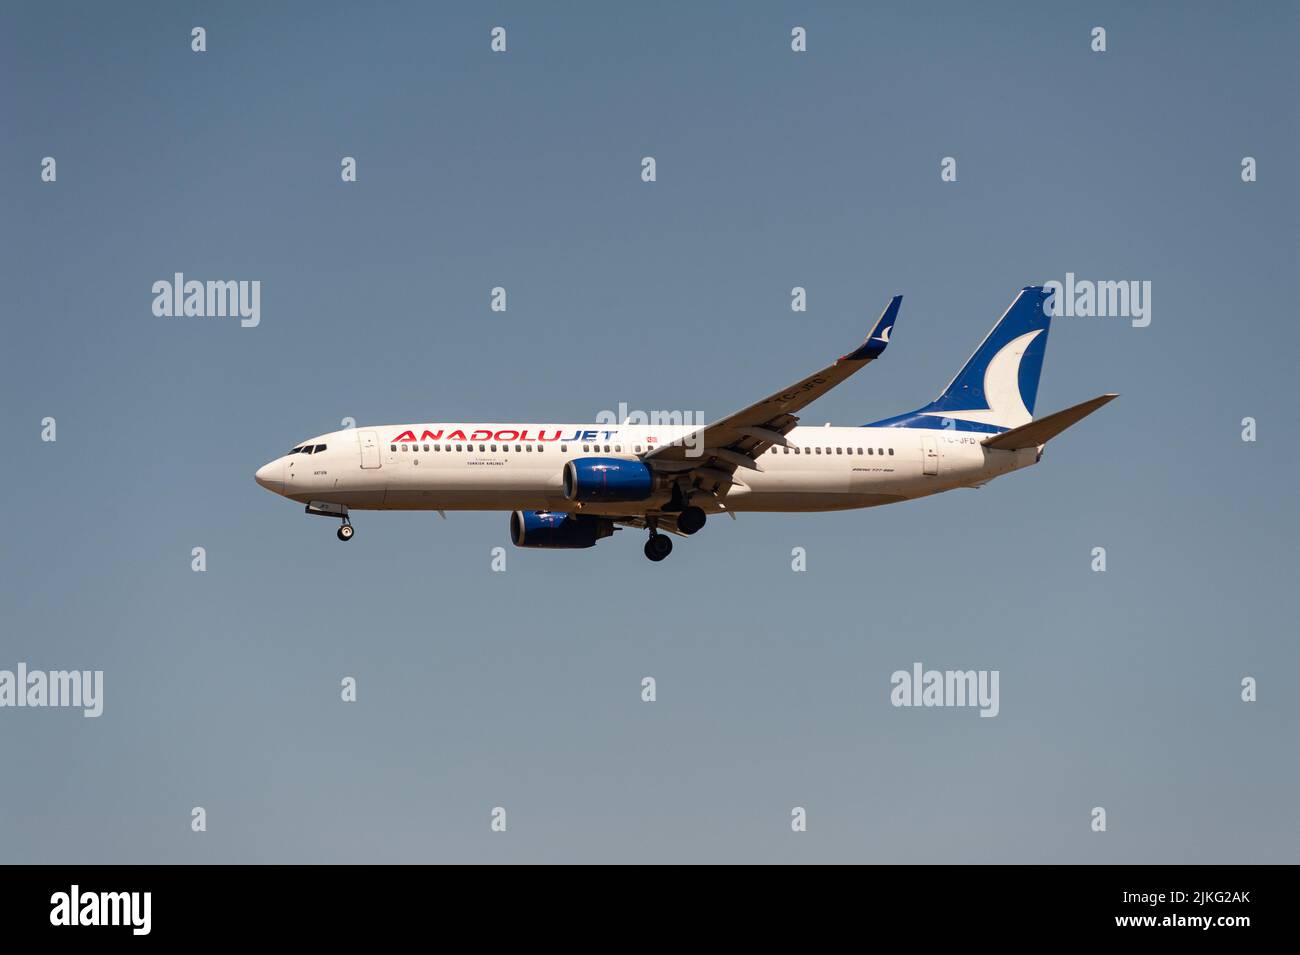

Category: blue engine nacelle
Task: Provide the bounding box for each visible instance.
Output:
[563,457,654,503]
[510,510,615,549]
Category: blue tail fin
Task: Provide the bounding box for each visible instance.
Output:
[865,286,1053,433]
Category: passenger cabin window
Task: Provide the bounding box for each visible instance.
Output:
[456,444,463,451]
[390,445,397,452]
[491,444,497,452]
[888,448,894,455]
[877,448,884,455]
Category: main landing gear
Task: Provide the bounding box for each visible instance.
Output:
[643,501,708,560]
[644,532,673,562]
[676,506,706,536]
[662,483,707,537]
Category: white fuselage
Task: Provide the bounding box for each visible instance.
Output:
[255,422,1039,516]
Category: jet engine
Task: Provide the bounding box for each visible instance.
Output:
[509,510,616,549]
[562,457,654,503]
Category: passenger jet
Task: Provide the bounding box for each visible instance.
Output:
[254,286,1115,561]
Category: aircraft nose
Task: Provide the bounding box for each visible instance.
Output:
[254,459,284,493]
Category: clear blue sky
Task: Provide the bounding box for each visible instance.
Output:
[2,1,1296,862]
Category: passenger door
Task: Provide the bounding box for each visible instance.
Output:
[358,430,381,469]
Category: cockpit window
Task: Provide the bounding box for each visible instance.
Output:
[315,444,326,453]
[301,445,314,454]
[289,446,303,454]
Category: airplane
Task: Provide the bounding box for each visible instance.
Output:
[254,286,1116,561]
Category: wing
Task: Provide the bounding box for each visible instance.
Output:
[642,295,902,492]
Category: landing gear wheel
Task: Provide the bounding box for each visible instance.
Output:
[677,506,706,535]
[644,534,673,562]
[337,524,354,542]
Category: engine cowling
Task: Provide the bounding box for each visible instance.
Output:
[510,510,615,549]
[563,457,653,503]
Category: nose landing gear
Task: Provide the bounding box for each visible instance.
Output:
[305,501,353,542]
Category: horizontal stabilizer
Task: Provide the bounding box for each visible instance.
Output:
[981,394,1118,451]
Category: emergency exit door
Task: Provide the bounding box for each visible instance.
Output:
[921,434,939,476]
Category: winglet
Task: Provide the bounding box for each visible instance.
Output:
[981,393,1118,451]
[843,295,903,361]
